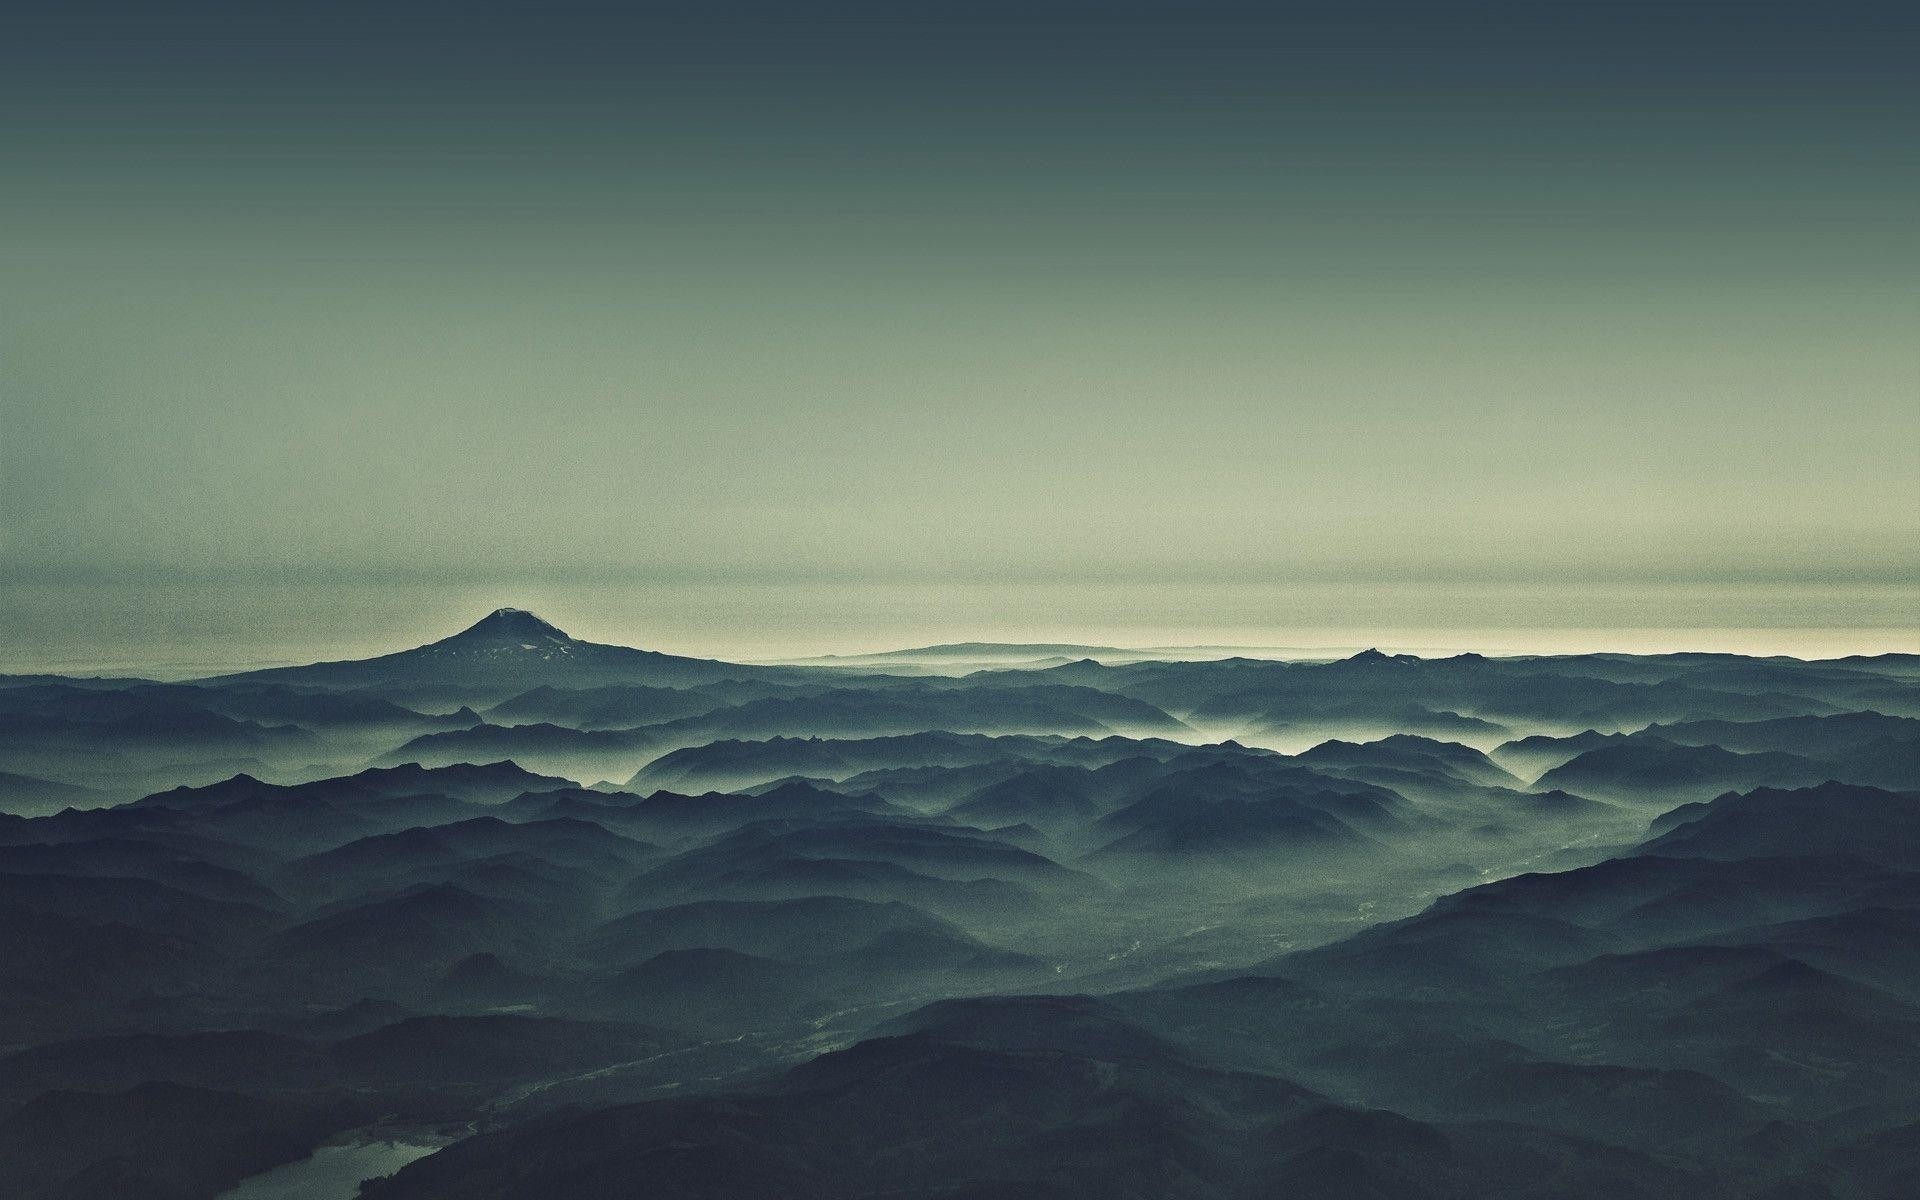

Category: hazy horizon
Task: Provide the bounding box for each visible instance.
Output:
[5,579,1914,677]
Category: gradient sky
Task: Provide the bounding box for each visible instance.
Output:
[2,1,1916,668]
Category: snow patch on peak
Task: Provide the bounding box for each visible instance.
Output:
[441,607,574,647]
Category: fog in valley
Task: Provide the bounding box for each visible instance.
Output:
[2,609,1918,1198]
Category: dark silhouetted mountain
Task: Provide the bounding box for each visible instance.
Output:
[795,759,1030,806]
[0,802,249,868]
[274,997,416,1040]
[1091,789,1377,878]
[1646,711,1918,757]
[0,870,278,945]
[1827,652,1920,675]
[255,883,555,1000]
[330,1014,676,1086]
[67,682,483,740]
[635,684,1191,746]
[820,925,1046,996]
[1491,730,1632,779]
[0,771,111,817]
[208,608,781,696]
[493,785,653,824]
[361,993,1708,1200]
[620,817,1099,914]
[1653,657,1920,714]
[1504,787,1615,817]
[579,896,968,968]
[581,947,825,1033]
[1161,652,1838,742]
[1692,955,1920,1025]
[944,765,1104,831]
[1635,712,1920,790]
[431,952,556,1009]
[628,731,1237,794]
[1298,734,1522,788]
[1534,739,1834,805]
[608,779,906,841]
[0,1029,334,1098]
[0,683,321,794]
[796,641,1138,665]
[1799,1118,1920,1199]
[0,903,229,1043]
[0,837,284,908]
[0,1082,360,1200]
[642,853,1044,924]
[106,762,581,859]
[1449,1060,1769,1148]
[374,722,661,778]
[1639,782,1920,868]
[1686,906,1920,1005]
[1097,758,1407,836]
[485,683,724,729]
[137,760,576,810]
[282,815,655,902]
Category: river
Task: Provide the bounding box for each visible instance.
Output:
[214,1135,446,1200]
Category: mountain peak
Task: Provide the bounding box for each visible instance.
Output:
[454,608,571,643]
[1345,648,1407,665]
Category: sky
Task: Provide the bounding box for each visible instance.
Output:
[2,1,1916,669]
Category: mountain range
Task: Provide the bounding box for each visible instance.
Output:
[0,609,1916,1199]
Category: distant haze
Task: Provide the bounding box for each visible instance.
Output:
[1,580,1912,678]
[2,2,1915,671]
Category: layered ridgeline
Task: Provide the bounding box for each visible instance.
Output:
[0,611,1916,1198]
